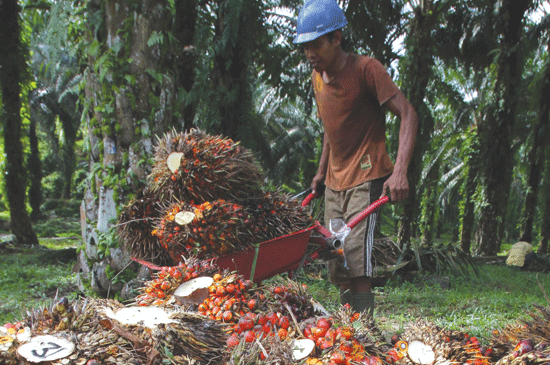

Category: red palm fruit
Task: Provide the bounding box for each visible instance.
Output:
[303,326,312,338]
[513,340,534,357]
[226,284,237,294]
[267,312,279,325]
[241,280,253,291]
[257,314,269,326]
[320,339,334,349]
[273,286,283,295]
[160,281,171,291]
[227,334,240,348]
[222,310,233,322]
[325,328,338,341]
[316,336,324,348]
[350,312,361,322]
[232,324,242,334]
[337,327,353,340]
[216,286,227,296]
[339,341,352,354]
[277,328,288,340]
[317,318,332,330]
[311,326,327,338]
[278,316,290,330]
[330,351,345,365]
[248,299,257,310]
[244,330,256,343]
[245,311,257,321]
[262,324,271,333]
[238,318,254,331]
[390,334,400,345]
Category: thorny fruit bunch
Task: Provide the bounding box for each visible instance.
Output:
[148,129,263,203]
[135,258,217,306]
[303,315,383,365]
[153,200,255,261]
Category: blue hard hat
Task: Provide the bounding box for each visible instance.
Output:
[293,0,348,44]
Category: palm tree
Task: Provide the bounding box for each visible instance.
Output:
[0,0,39,245]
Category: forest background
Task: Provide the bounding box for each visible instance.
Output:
[0,0,549,304]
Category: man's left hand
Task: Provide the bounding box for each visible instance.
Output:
[381,171,409,203]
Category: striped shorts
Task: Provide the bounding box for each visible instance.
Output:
[325,177,386,285]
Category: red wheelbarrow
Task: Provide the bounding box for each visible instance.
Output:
[215,194,390,282]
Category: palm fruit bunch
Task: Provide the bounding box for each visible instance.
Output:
[244,190,315,241]
[134,257,218,307]
[488,304,550,365]
[8,296,229,365]
[116,190,171,264]
[147,128,263,203]
[15,297,151,364]
[152,199,256,261]
[152,311,229,364]
[0,321,30,365]
[387,320,490,365]
[300,304,388,365]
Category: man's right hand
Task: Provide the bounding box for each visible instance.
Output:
[310,173,325,196]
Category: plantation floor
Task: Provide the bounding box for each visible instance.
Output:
[1,238,549,347]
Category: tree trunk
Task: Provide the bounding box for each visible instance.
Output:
[539,148,550,254]
[78,0,181,297]
[397,5,436,247]
[0,0,39,245]
[459,130,480,253]
[28,117,43,221]
[174,0,198,130]
[519,42,550,243]
[420,159,439,247]
[477,0,529,255]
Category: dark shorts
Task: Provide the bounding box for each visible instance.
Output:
[325,177,386,285]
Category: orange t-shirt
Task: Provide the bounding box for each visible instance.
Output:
[312,54,398,191]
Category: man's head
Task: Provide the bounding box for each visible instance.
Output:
[302,29,343,73]
[293,0,347,44]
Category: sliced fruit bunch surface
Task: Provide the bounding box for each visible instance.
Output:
[147,128,263,203]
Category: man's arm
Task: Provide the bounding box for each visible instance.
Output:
[382,90,418,202]
[311,132,330,195]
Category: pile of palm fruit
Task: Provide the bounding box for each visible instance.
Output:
[117,129,313,265]
[3,258,550,365]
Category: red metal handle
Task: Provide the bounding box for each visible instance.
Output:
[347,195,390,230]
[301,192,317,207]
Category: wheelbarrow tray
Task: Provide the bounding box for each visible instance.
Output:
[214,224,320,283]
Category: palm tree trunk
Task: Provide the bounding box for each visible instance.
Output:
[477,0,530,255]
[174,0,198,131]
[519,46,550,243]
[0,0,39,245]
[459,130,480,253]
[539,150,550,254]
[397,5,436,246]
[28,117,43,221]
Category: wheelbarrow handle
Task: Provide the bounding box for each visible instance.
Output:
[301,192,318,207]
[347,195,390,229]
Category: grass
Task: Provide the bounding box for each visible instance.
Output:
[0,247,80,324]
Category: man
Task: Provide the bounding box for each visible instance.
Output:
[294,0,418,314]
